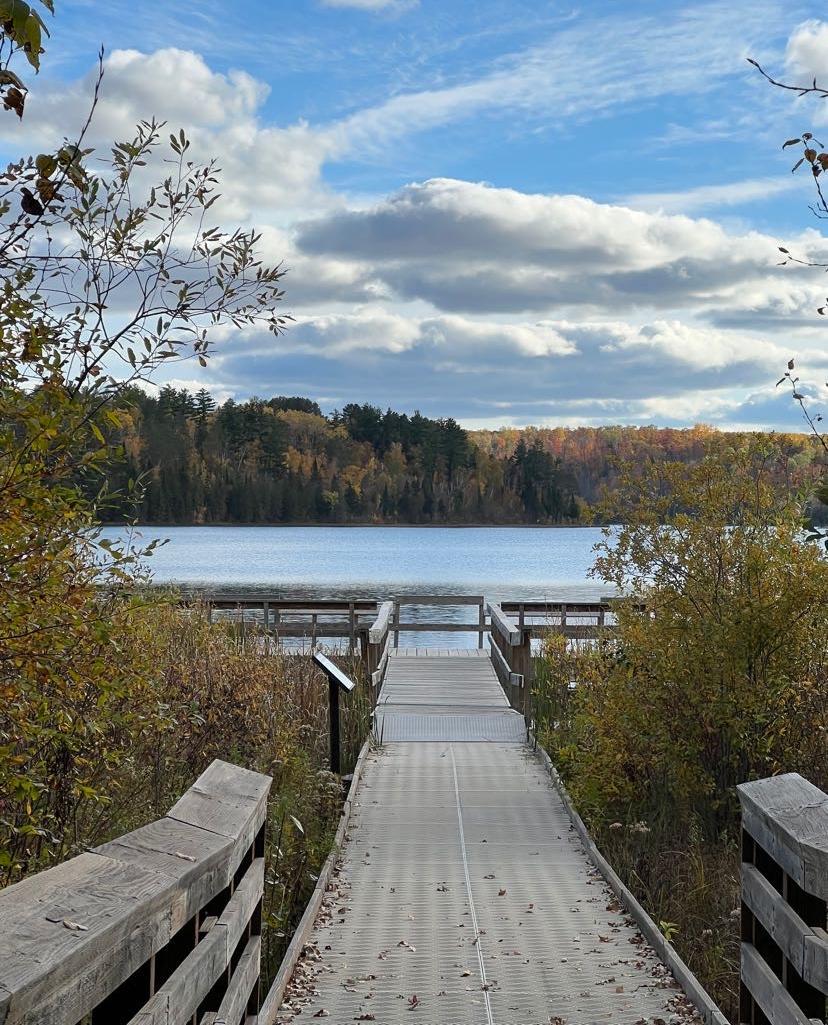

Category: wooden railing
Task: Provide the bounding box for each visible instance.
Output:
[358,600,394,702]
[501,600,614,638]
[390,594,487,647]
[189,593,615,653]
[488,602,532,728]
[0,760,271,1025]
[738,773,828,1025]
[200,596,378,651]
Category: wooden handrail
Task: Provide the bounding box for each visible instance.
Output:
[487,602,521,646]
[0,759,271,1025]
[368,601,394,644]
[738,773,828,1024]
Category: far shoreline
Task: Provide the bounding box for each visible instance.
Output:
[101,521,608,530]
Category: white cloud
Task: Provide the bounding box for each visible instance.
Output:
[626,177,797,214]
[295,178,827,322]
[785,19,828,81]
[2,48,339,223]
[322,1,786,156]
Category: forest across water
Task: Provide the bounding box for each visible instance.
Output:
[97,386,827,525]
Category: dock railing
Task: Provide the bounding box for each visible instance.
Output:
[0,759,271,1025]
[738,773,828,1025]
[390,594,487,648]
[487,602,532,727]
[190,593,616,654]
[359,600,394,702]
[201,596,378,652]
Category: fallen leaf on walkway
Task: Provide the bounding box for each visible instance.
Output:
[408,994,420,1009]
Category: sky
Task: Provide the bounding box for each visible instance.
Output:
[4,0,828,430]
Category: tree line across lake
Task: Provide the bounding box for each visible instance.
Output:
[96,386,826,525]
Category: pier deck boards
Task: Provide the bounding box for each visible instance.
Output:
[276,650,703,1025]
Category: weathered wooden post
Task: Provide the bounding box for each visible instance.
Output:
[313,651,356,774]
[516,625,533,730]
[737,773,828,1025]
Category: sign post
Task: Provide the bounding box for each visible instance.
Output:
[313,651,356,774]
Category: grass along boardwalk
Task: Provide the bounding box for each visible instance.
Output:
[274,650,707,1025]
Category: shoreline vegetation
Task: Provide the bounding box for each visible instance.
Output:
[91,388,828,528]
[532,441,828,1020]
[106,520,613,528]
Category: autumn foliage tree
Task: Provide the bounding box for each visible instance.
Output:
[557,437,828,829]
[0,35,289,877]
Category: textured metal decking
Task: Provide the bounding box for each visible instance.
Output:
[374,649,526,743]
[277,652,703,1025]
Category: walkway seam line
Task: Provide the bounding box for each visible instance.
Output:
[449,744,495,1025]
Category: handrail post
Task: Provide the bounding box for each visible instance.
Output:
[478,598,485,649]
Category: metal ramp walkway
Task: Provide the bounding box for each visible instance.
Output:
[374,649,527,743]
[276,650,704,1025]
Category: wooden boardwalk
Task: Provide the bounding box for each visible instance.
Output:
[276,650,705,1025]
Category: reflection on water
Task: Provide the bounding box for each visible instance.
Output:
[101,525,617,648]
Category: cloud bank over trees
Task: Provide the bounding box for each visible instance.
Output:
[6,2,827,429]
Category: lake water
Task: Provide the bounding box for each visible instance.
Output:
[100,525,617,646]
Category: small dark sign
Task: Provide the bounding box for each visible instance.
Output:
[313,651,356,692]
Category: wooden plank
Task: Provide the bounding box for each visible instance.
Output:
[128,859,264,1025]
[488,634,511,690]
[368,601,394,644]
[214,935,261,1025]
[95,817,235,927]
[394,621,491,633]
[197,598,376,611]
[501,601,609,613]
[741,942,815,1025]
[0,851,183,1025]
[742,865,811,978]
[371,636,391,689]
[739,774,828,899]
[168,761,270,843]
[487,603,520,646]
[394,595,485,606]
[804,928,828,997]
[0,761,270,1025]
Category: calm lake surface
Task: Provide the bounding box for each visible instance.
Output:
[100,525,617,646]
